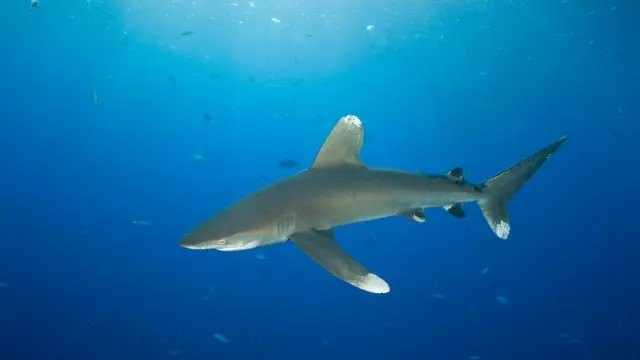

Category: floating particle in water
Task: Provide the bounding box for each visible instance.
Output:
[279,158,299,168]
[213,333,229,343]
[496,296,509,304]
[254,253,268,260]
[480,267,489,276]
[431,293,445,299]
[271,18,281,23]
[469,356,480,360]
[132,220,152,227]
[248,1,255,7]
[366,25,375,31]
[558,333,581,344]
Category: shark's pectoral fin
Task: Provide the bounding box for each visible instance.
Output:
[398,208,426,223]
[443,203,466,218]
[289,230,390,294]
[311,115,366,169]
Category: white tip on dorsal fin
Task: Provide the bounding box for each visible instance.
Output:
[311,115,365,169]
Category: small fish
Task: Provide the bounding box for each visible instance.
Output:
[254,253,268,260]
[209,73,221,79]
[167,76,178,85]
[132,220,152,227]
[190,153,208,161]
[279,158,299,169]
[92,91,99,104]
[363,236,375,246]
[480,267,489,276]
[496,296,509,304]
[30,0,39,8]
[180,30,195,37]
[203,113,213,122]
[213,333,229,343]
[0,281,8,289]
[431,293,445,299]
[469,356,480,360]
[305,33,314,38]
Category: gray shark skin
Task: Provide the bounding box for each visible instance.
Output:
[179,115,567,294]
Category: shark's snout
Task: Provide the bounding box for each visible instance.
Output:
[178,232,210,250]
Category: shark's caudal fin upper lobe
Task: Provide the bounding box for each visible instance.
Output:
[478,136,567,240]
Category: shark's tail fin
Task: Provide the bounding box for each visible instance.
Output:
[478,136,567,240]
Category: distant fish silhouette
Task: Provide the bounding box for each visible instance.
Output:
[180,30,195,37]
[167,76,178,85]
[203,113,213,122]
[209,73,221,79]
[279,158,300,169]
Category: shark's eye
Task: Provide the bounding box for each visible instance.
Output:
[218,239,227,245]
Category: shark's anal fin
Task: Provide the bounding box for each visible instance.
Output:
[290,229,390,294]
[443,203,466,218]
[398,209,426,223]
[311,115,366,169]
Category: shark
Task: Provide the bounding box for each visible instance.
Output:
[179,115,567,294]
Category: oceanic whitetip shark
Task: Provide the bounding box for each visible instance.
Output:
[179,115,567,294]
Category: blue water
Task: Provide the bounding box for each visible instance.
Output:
[1,0,638,359]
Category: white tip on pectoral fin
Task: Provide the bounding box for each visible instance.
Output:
[495,220,511,240]
[354,273,390,294]
[290,229,390,295]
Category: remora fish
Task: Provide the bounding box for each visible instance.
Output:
[179,115,567,294]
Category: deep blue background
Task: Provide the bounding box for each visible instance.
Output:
[1,0,638,359]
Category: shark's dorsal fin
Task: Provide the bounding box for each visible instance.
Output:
[311,115,365,169]
[446,167,464,182]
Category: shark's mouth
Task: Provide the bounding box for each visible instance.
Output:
[217,240,260,252]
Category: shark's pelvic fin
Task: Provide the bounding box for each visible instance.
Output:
[443,203,466,218]
[399,209,426,223]
[311,115,365,169]
[290,229,390,294]
[478,136,568,240]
